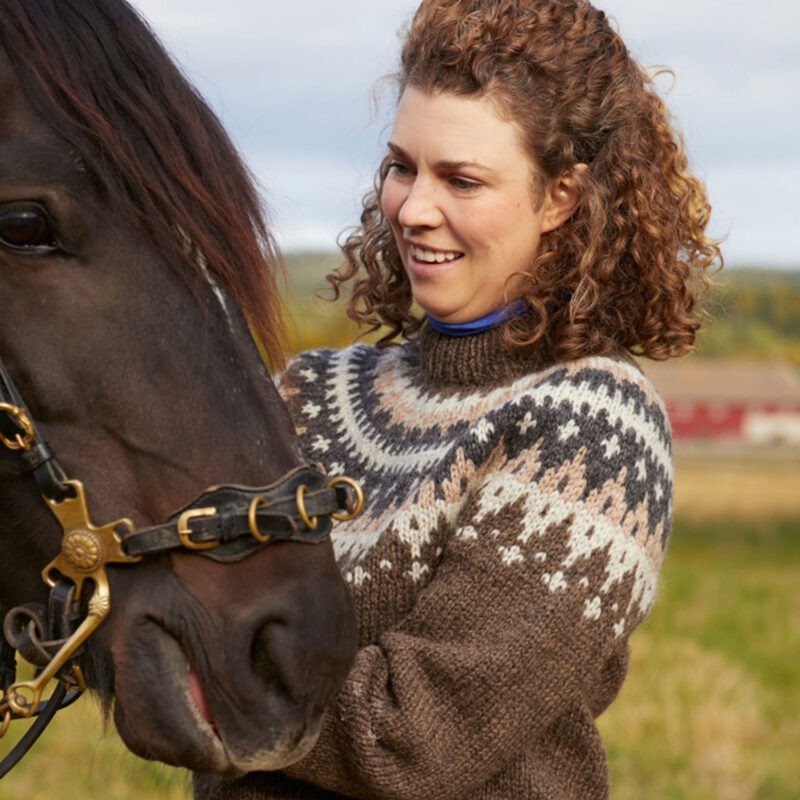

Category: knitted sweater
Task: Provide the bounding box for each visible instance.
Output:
[194,325,673,800]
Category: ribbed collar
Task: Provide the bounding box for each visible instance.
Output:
[415,322,551,389]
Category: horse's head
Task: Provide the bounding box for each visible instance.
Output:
[0,0,356,776]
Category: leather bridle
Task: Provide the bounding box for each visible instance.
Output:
[0,357,362,777]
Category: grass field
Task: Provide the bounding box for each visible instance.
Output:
[2,456,798,797]
[673,452,800,522]
[599,515,800,799]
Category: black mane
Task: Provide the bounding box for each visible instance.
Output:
[0,0,286,364]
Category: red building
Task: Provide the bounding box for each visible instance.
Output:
[641,360,800,445]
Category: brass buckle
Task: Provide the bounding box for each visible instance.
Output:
[177,507,218,550]
[247,496,272,543]
[327,476,364,521]
[0,402,34,451]
[295,485,317,531]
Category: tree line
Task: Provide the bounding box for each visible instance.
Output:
[698,268,800,361]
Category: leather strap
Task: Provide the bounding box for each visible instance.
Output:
[0,359,71,500]
[0,640,15,694]
[122,466,350,562]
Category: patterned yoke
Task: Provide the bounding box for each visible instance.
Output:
[194,324,673,800]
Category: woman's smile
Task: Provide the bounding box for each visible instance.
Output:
[407,242,464,277]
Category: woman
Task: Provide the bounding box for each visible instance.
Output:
[196,0,719,797]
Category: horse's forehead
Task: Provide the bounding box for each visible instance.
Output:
[0,48,12,106]
[0,48,27,134]
[0,52,88,194]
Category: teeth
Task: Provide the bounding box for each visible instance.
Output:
[411,244,461,264]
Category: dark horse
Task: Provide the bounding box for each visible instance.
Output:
[0,0,356,779]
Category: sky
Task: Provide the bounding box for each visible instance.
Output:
[129,0,800,268]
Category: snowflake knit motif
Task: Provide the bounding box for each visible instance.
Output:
[194,324,673,800]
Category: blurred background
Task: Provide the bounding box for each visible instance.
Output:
[2,1,798,798]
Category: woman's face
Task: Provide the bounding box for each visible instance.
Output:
[380,87,560,324]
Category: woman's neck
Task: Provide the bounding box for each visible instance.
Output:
[416,322,550,388]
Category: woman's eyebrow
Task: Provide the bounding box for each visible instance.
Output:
[387,141,491,172]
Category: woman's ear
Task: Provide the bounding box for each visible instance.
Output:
[541,163,588,232]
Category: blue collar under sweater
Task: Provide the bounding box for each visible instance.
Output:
[426,298,528,337]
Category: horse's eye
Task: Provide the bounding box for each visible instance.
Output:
[0,204,59,251]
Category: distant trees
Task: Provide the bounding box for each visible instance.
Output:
[699,269,800,362]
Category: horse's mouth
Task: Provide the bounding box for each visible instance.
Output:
[112,622,231,773]
[112,618,324,776]
[188,667,218,734]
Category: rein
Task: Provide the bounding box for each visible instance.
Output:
[0,358,362,777]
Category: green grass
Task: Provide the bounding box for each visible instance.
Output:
[2,519,797,799]
[599,518,800,799]
[0,696,191,799]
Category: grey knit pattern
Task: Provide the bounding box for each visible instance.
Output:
[194,326,673,800]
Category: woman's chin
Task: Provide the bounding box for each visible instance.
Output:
[421,306,461,324]
[413,292,470,324]
[419,302,491,326]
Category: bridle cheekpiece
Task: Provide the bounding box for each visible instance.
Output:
[0,358,362,777]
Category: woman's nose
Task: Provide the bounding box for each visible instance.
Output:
[397,177,443,230]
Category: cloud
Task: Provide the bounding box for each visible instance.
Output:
[249,153,376,250]
[705,161,800,267]
[128,0,800,266]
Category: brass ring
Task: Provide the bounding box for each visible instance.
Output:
[7,686,35,718]
[0,402,34,451]
[327,476,364,521]
[295,485,318,531]
[0,708,11,739]
[247,496,272,543]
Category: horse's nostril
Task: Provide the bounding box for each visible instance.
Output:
[250,621,289,693]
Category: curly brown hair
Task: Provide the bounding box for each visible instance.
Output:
[327,0,721,361]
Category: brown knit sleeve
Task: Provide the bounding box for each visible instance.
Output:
[285,452,663,796]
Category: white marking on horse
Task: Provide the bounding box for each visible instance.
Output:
[196,251,236,336]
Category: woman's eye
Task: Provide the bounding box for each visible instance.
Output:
[450,177,480,191]
[389,161,412,176]
[0,205,59,251]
